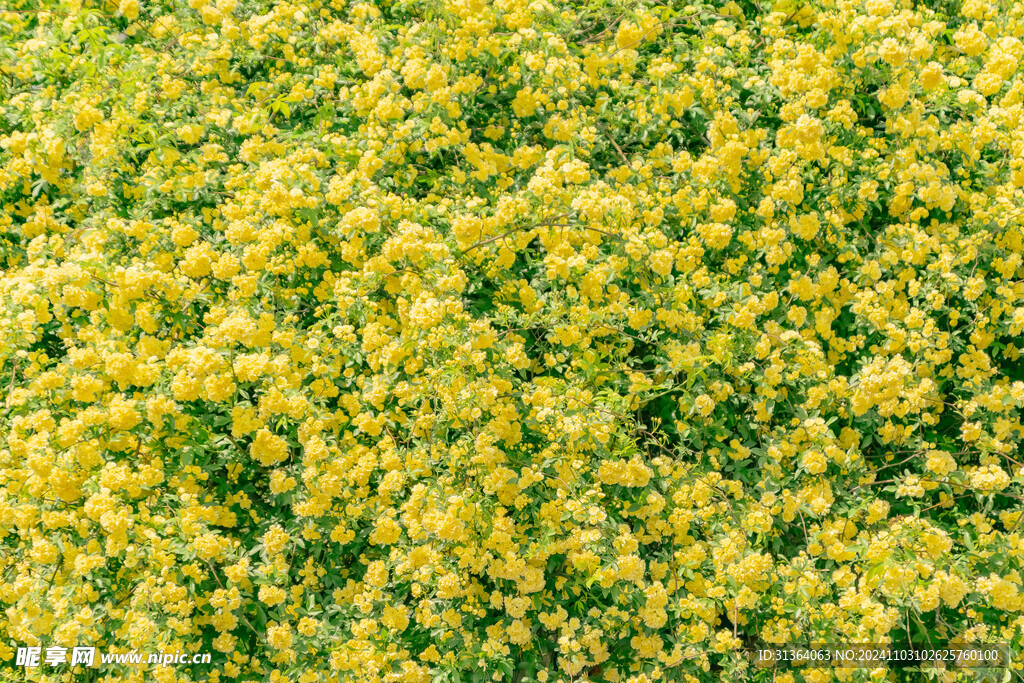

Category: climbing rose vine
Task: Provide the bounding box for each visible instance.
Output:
[2,0,1024,681]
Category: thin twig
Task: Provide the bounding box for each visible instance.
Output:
[595,120,636,170]
[459,215,622,255]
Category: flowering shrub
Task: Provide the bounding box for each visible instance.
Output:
[2,0,1024,681]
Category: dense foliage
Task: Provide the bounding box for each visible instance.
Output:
[2,0,1024,680]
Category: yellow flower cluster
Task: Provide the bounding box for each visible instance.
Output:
[2,0,1024,681]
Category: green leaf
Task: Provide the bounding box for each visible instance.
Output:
[865,563,887,582]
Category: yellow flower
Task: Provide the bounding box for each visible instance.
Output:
[258,585,286,607]
[252,429,289,466]
[266,623,292,650]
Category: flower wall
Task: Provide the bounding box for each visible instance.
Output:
[2,0,1024,681]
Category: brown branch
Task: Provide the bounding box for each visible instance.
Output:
[458,215,622,255]
[580,14,626,44]
[595,120,635,170]
[784,5,806,24]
